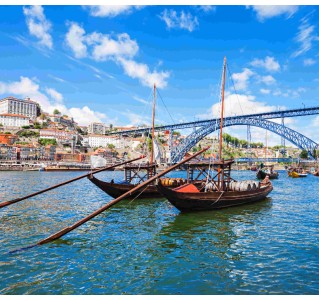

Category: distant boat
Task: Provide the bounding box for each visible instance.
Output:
[256,168,279,180]
[287,167,307,178]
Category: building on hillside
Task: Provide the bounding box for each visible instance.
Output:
[83,134,124,149]
[0,96,38,120]
[0,113,30,128]
[88,122,107,135]
[40,129,78,143]
[47,114,77,129]
[0,133,18,145]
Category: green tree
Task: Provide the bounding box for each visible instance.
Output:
[53,109,61,115]
[299,149,308,159]
[107,143,115,150]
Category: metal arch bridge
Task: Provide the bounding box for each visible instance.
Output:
[110,106,319,135]
[109,105,319,162]
[170,117,318,163]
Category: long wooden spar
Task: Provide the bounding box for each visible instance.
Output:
[0,156,145,209]
[36,146,209,246]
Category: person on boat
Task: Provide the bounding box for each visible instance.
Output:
[261,175,270,185]
[270,166,274,174]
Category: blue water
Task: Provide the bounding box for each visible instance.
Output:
[0,170,318,295]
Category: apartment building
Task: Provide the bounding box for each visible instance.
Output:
[0,96,38,120]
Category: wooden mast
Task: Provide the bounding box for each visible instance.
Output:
[217,56,227,190]
[149,83,157,177]
[219,56,227,160]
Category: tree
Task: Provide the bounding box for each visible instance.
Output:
[300,150,308,159]
[107,143,115,150]
[53,109,61,115]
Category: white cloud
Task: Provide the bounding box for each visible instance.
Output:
[292,18,319,57]
[272,87,306,98]
[260,88,271,94]
[45,88,63,103]
[197,6,216,13]
[231,68,254,91]
[23,5,53,49]
[91,33,139,61]
[84,5,142,18]
[159,9,199,32]
[250,5,298,21]
[197,93,286,119]
[117,58,170,89]
[250,56,280,72]
[65,22,88,58]
[133,96,150,105]
[0,76,109,126]
[303,58,316,66]
[69,106,107,125]
[65,23,169,88]
[260,75,276,85]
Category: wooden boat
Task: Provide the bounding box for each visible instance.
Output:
[89,84,185,199]
[256,169,279,180]
[156,57,273,211]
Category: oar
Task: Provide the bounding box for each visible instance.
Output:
[33,146,210,246]
[0,156,145,209]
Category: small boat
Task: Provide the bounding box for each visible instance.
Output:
[287,167,307,178]
[156,57,273,212]
[256,168,279,180]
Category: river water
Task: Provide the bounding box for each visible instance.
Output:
[0,170,318,295]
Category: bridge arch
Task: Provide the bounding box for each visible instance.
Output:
[170,117,318,163]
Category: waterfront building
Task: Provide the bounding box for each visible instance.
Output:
[0,96,38,120]
[0,113,30,128]
[88,122,107,135]
[83,134,124,149]
[0,145,18,160]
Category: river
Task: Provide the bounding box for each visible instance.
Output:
[0,170,318,295]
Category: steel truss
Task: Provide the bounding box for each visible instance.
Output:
[170,117,318,163]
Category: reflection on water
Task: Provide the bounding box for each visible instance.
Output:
[0,170,318,295]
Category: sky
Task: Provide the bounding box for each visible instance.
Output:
[0,4,319,146]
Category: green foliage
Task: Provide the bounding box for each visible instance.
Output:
[222,133,263,148]
[18,130,39,137]
[38,138,57,146]
[4,131,11,134]
[21,125,30,129]
[107,143,115,150]
[299,149,308,159]
[53,109,61,115]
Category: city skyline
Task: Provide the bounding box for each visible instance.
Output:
[0,4,318,146]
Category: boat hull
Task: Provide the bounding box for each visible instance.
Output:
[256,169,278,179]
[88,175,163,199]
[156,181,273,211]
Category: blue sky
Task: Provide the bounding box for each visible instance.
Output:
[0,4,318,146]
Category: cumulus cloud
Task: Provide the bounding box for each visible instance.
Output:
[0,76,109,126]
[197,93,286,120]
[65,22,169,88]
[292,18,319,57]
[260,75,276,85]
[23,5,53,49]
[250,56,280,72]
[83,5,143,18]
[249,5,298,22]
[231,68,254,91]
[159,9,199,32]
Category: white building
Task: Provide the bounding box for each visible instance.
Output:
[0,113,30,127]
[83,134,124,149]
[88,122,107,135]
[0,96,38,120]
